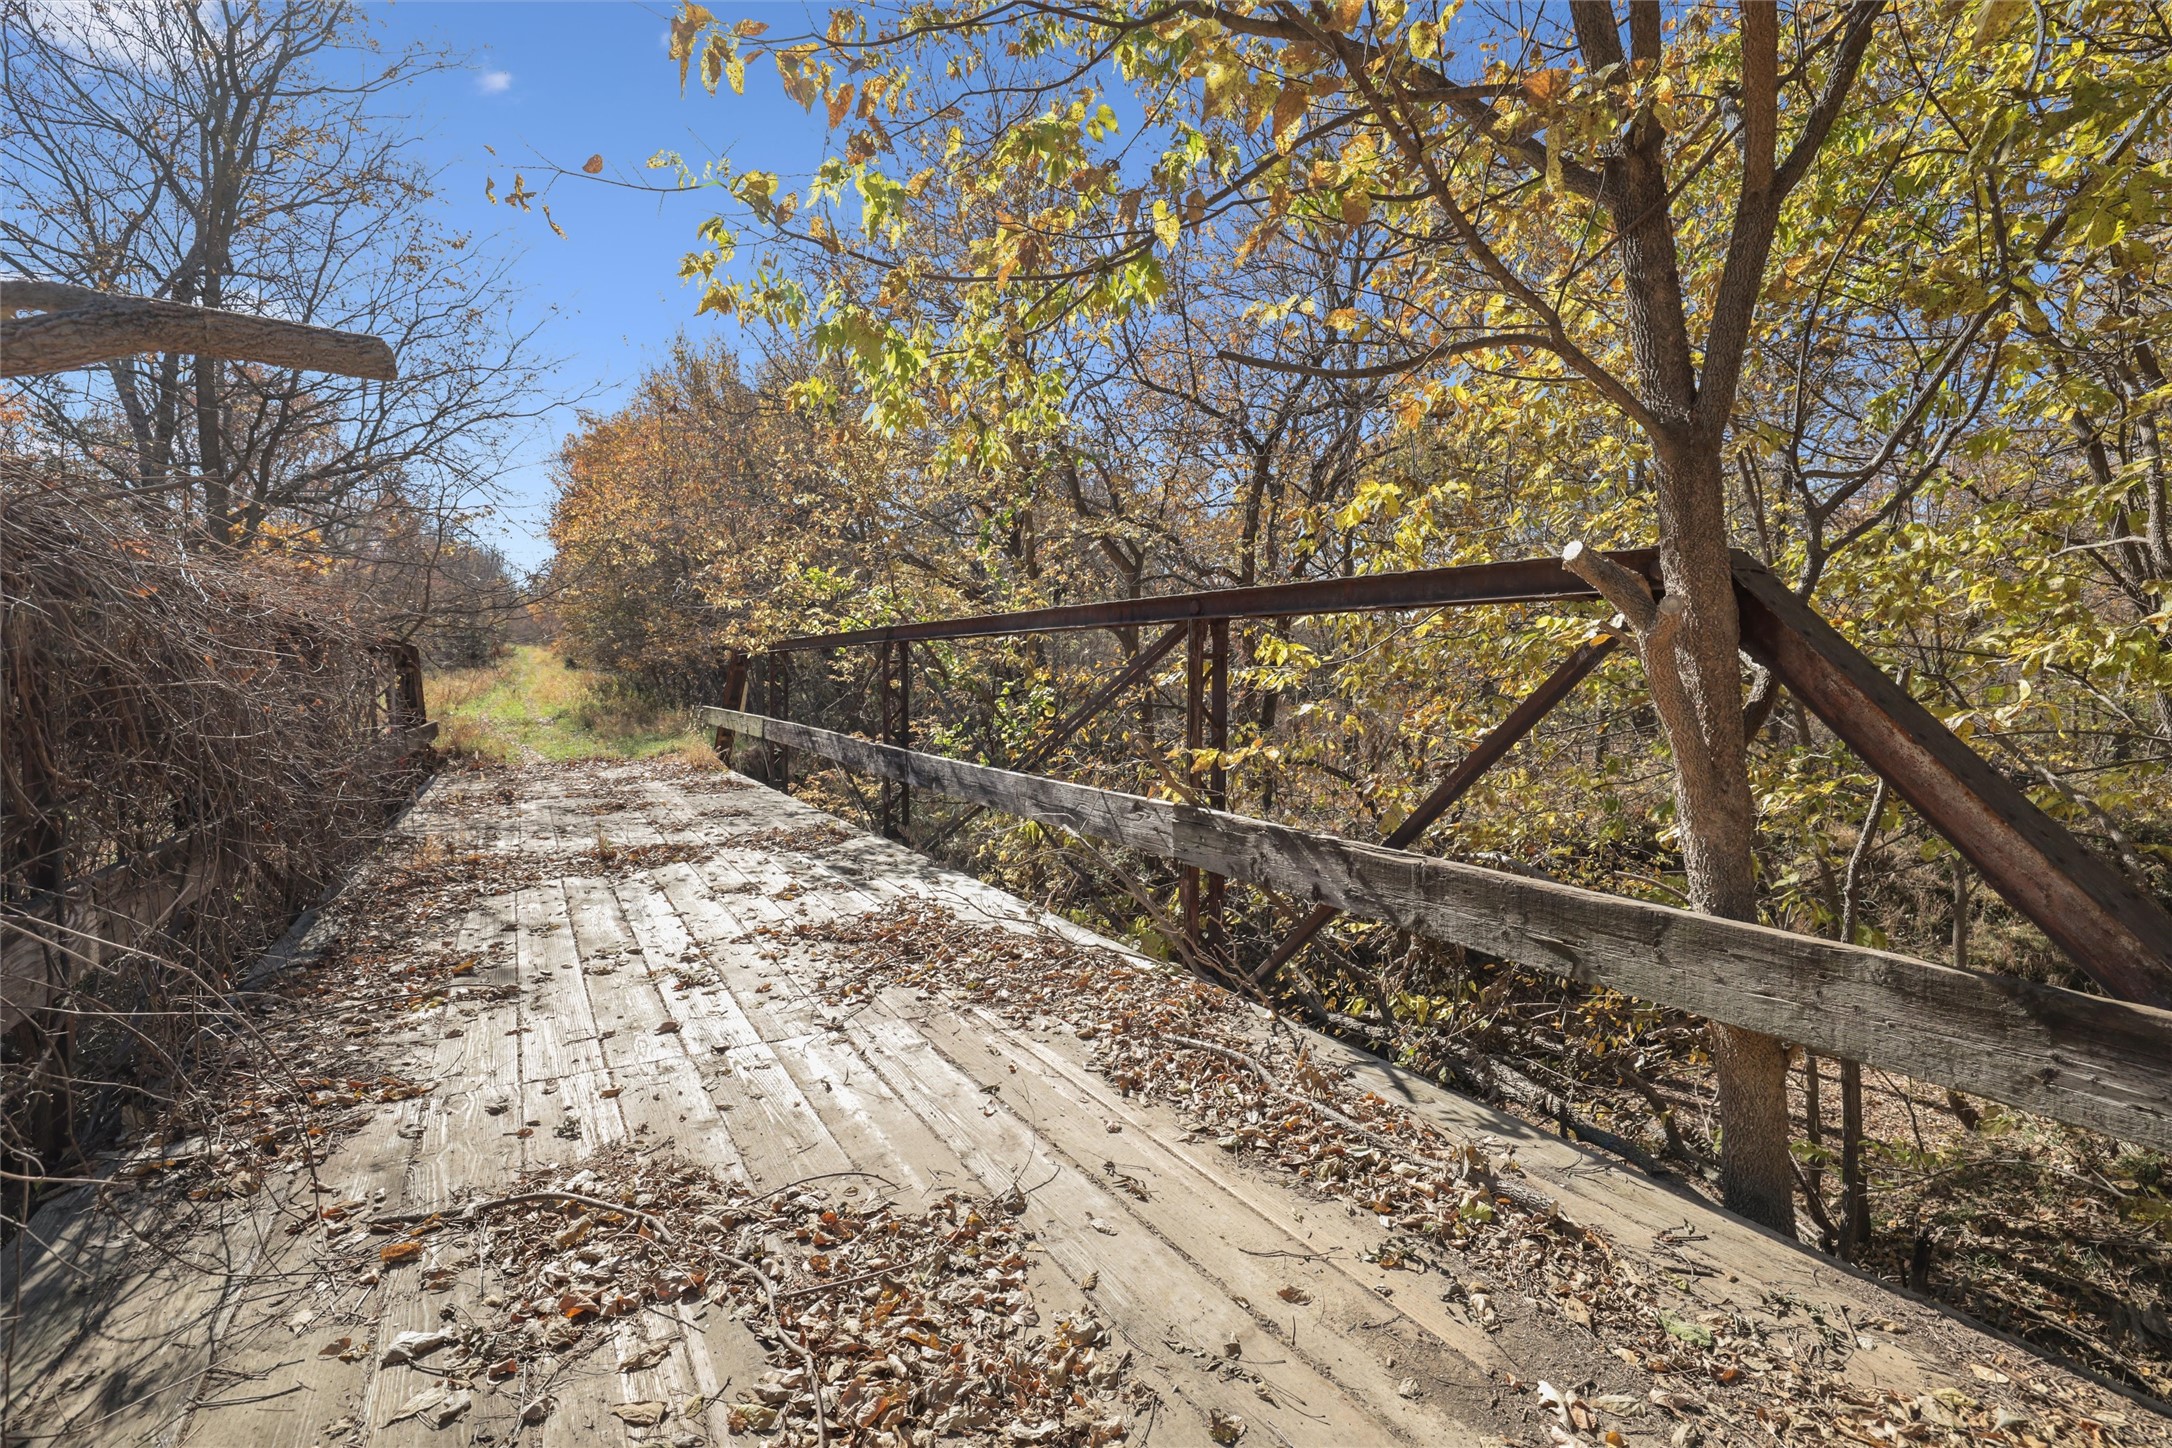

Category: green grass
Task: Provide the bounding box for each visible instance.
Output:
[424,646,715,765]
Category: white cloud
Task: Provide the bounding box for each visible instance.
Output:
[476,70,513,96]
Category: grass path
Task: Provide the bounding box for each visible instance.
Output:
[424,645,712,764]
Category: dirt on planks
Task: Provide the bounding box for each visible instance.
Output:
[781,899,2171,1447]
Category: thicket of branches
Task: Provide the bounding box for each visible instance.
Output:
[0,474,426,1182]
[0,472,429,1213]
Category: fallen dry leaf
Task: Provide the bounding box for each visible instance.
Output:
[380,1329,452,1366]
[618,1340,672,1373]
[383,1385,470,1429]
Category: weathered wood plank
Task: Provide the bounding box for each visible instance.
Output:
[360,897,530,1448]
[649,859,965,1197]
[0,276,398,379]
[913,1001,1523,1393]
[698,707,2172,1152]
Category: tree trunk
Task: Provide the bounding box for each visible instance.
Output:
[195,350,232,546]
[1654,441,1797,1234]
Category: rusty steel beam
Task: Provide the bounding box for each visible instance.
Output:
[766,652,791,788]
[897,642,912,831]
[876,641,913,839]
[1731,555,2172,1009]
[1251,633,1622,985]
[1179,622,1207,950]
[877,643,897,837]
[767,551,1658,650]
[713,650,750,760]
[1206,619,1230,940]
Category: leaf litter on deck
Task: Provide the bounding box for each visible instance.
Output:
[357,1144,1136,1446]
[777,899,2162,1447]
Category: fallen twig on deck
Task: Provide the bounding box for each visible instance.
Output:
[367,1189,677,1243]
[724,1250,831,1448]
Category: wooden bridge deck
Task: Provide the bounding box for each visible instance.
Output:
[4,759,2161,1447]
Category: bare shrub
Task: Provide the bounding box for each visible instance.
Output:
[0,473,431,1215]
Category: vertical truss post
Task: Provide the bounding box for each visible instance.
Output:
[876,641,911,840]
[767,651,791,790]
[1840,1059,1870,1260]
[714,649,749,763]
[1181,620,1216,950]
[1180,621,1206,954]
[389,641,426,729]
[897,641,912,833]
[1205,618,1229,943]
[877,641,895,838]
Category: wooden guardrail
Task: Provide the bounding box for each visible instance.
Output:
[698,705,2172,1153]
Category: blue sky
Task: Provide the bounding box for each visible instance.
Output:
[361,1,835,571]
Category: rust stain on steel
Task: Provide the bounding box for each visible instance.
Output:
[768,551,1659,650]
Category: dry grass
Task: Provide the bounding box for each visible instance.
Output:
[425,646,717,766]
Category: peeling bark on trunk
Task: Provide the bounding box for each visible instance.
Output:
[1655,446,1797,1232]
[1575,442,1800,1233]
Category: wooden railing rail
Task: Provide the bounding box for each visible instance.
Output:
[697,705,2172,1153]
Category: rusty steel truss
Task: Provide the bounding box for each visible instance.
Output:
[713,549,2172,1013]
